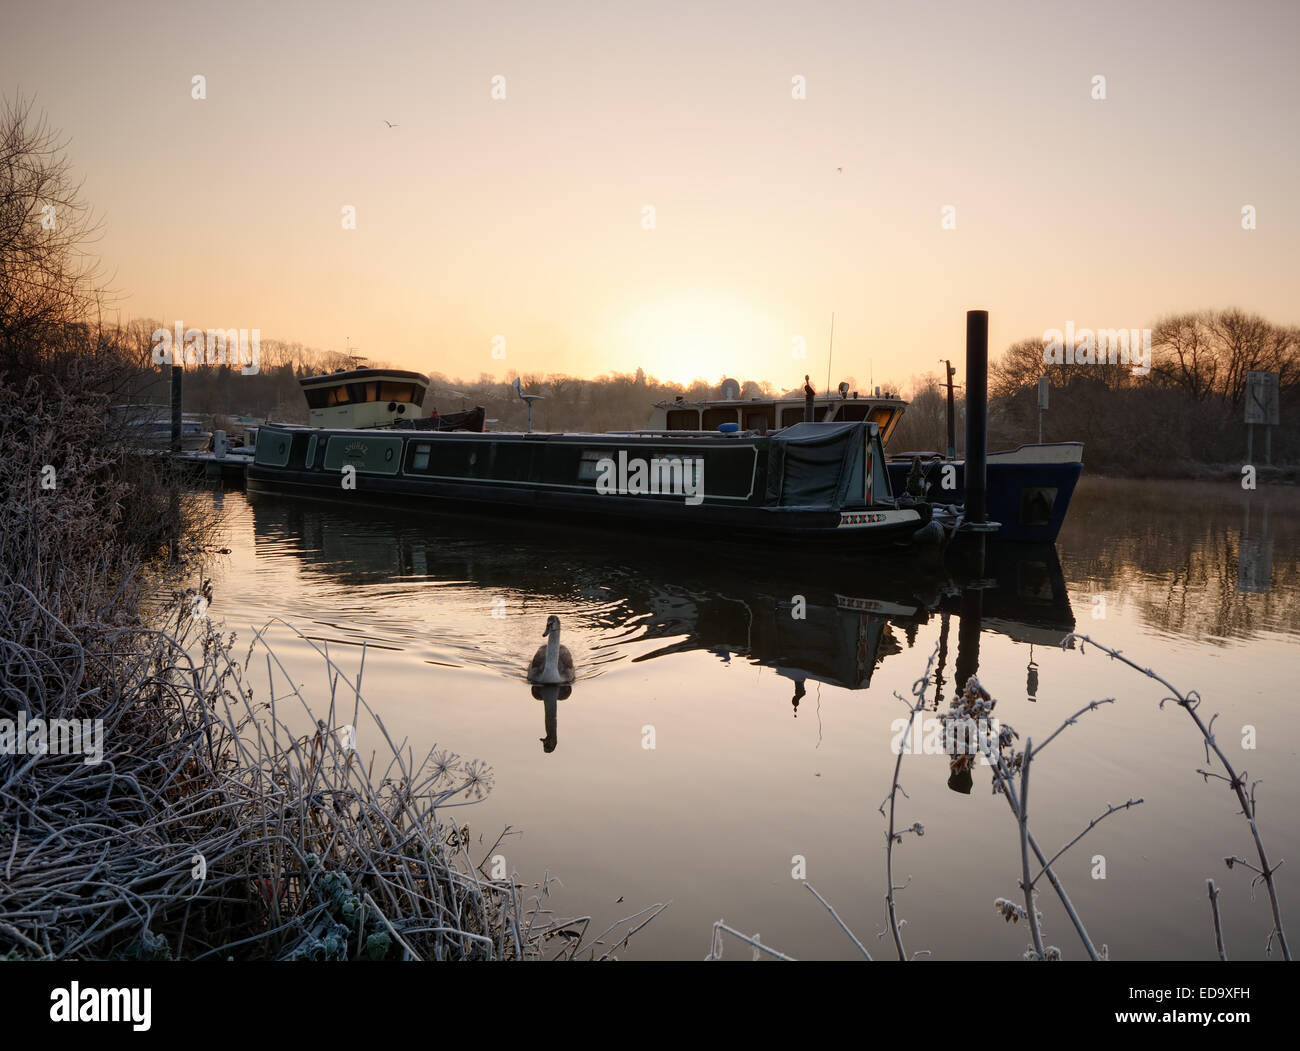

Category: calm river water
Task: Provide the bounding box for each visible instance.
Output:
[196,476,1299,960]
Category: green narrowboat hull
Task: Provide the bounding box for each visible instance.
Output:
[246,421,924,546]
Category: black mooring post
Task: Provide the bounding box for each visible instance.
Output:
[964,310,988,524]
[954,575,983,715]
[170,364,183,453]
[949,566,984,796]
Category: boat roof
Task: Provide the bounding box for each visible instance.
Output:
[654,392,908,408]
[299,367,431,389]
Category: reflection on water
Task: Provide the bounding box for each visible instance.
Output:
[200,477,1299,960]
[1057,477,1300,641]
[245,496,1076,754]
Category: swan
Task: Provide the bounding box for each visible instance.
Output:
[528,615,575,684]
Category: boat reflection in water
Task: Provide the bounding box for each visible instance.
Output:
[247,497,1073,759]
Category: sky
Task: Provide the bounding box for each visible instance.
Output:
[4,0,1297,392]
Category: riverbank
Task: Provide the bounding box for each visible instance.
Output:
[1085,462,1298,483]
[0,370,650,960]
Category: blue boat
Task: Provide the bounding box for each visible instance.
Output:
[885,442,1084,543]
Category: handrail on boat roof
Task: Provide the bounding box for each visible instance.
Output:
[604,429,762,437]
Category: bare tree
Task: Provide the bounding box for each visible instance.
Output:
[0,95,107,371]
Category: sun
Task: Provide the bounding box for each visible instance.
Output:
[609,289,781,387]
[652,316,741,384]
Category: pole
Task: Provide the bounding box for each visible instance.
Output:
[825,312,835,395]
[964,310,989,524]
[170,364,183,453]
[944,360,956,460]
[950,548,984,796]
[1037,375,1049,446]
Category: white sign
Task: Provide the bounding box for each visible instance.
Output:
[1245,371,1279,425]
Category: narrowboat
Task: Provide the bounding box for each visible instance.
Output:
[246,418,924,546]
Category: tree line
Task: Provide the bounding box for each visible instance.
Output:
[5,86,1291,477]
[985,310,1298,473]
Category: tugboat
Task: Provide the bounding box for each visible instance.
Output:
[647,378,907,441]
[299,367,485,432]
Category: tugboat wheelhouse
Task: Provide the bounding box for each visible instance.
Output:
[647,390,907,443]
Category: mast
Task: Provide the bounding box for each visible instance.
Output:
[824,312,835,394]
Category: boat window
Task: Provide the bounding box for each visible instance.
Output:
[326,385,353,407]
[702,407,739,431]
[666,409,698,430]
[780,405,827,426]
[379,382,421,404]
[869,407,899,443]
[742,406,775,433]
[411,443,431,471]
[577,449,605,482]
[1020,487,1057,526]
[835,403,872,422]
[650,452,703,492]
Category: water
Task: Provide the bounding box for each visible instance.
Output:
[196,476,1300,960]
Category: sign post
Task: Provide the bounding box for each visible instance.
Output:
[1037,376,1049,445]
[1244,371,1279,466]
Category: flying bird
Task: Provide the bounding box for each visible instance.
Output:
[383,120,399,128]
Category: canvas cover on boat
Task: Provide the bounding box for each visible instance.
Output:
[765,420,888,509]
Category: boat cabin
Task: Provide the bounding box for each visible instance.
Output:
[646,389,907,444]
[300,368,431,429]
